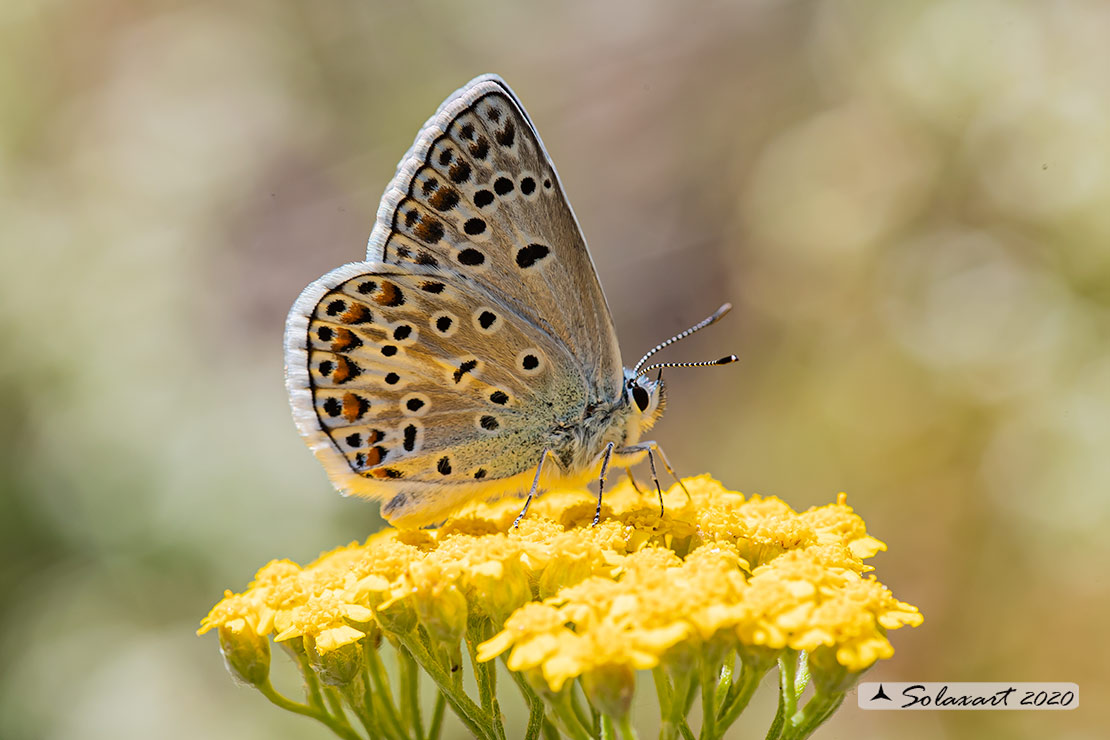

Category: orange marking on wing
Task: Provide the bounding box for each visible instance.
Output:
[341,392,366,422]
[340,303,373,324]
[332,356,356,384]
[373,282,401,306]
[369,466,403,479]
[331,328,361,352]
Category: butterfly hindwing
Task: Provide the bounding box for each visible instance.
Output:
[286,263,587,505]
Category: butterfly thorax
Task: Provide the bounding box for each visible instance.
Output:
[545,369,665,473]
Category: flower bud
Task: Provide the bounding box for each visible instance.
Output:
[304,632,363,687]
[807,645,861,695]
[415,583,468,646]
[537,553,594,600]
[467,558,532,624]
[580,664,636,721]
[218,619,271,687]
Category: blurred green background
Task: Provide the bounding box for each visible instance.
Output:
[2,1,1107,738]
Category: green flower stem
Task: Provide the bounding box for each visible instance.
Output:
[771,650,817,739]
[780,651,800,730]
[539,688,594,740]
[541,718,562,740]
[284,641,327,712]
[679,671,699,725]
[783,690,846,740]
[571,683,594,736]
[617,713,640,740]
[323,687,354,732]
[427,693,447,740]
[652,666,673,712]
[715,660,767,733]
[467,620,506,740]
[698,656,719,740]
[793,654,810,697]
[395,630,497,740]
[340,675,385,740]
[599,713,616,740]
[364,644,408,740]
[468,637,494,712]
[507,665,546,740]
[766,650,812,740]
[486,667,505,740]
[765,679,786,740]
[652,668,676,740]
[654,666,696,740]
[713,658,734,717]
[257,679,363,740]
[398,645,424,740]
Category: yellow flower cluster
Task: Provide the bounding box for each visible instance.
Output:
[200,476,920,698]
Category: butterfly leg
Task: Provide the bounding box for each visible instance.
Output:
[646,448,664,517]
[512,449,551,529]
[625,468,644,495]
[594,441,616,526]
[654,443,691,499]
[617,440,691,505]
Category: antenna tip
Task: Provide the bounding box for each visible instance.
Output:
[716,355,739,365]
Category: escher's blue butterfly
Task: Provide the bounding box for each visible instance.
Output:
[285,75,734,528]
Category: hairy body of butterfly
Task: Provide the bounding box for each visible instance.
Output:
[285,75,685,528]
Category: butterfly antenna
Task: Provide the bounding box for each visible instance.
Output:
[632,303,734,377]
[636,355,738,380]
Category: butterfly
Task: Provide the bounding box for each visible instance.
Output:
[284,74,735,528]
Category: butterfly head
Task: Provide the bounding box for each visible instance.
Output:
[624,368,666,433]
[621,304,739,440]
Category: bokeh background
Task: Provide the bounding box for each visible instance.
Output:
[2,1,1107,738]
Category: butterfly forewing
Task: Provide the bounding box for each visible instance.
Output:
[286,75,628,525]
[367,75,623,399]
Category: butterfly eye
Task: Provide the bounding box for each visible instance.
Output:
[632,385,650,413]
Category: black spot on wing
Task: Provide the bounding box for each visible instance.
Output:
[413,217,444,244]
[469,137,489,160]
[453,359,478,384]
[449,161,471,183]
[428,186,459,212]
[458,249,485,266]
[516,243,550,268]
[495,122,515,147]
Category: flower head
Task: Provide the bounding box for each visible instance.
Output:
[201,476,922,738]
